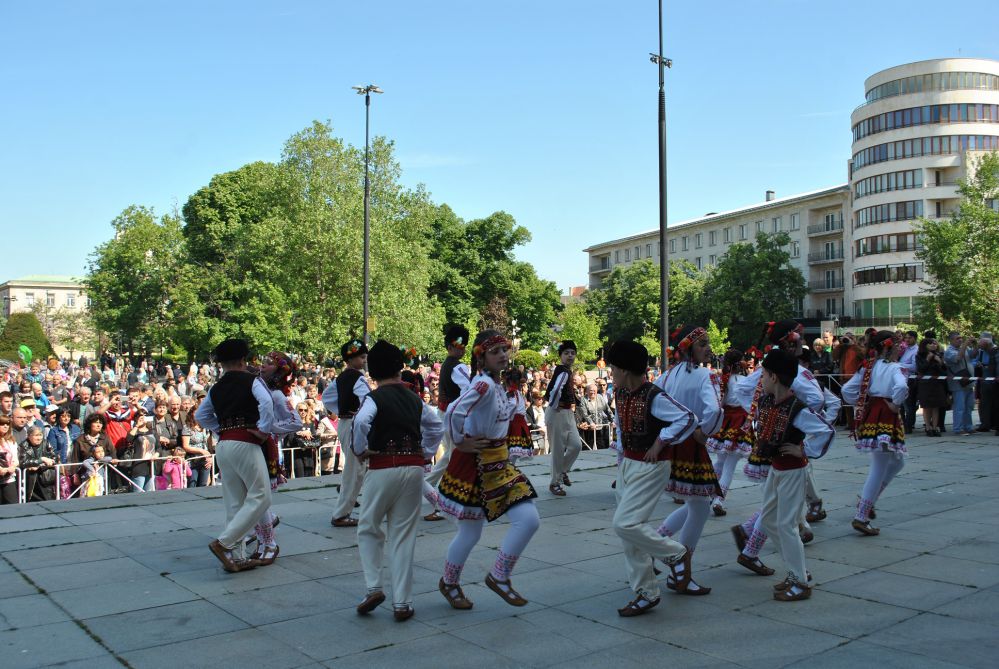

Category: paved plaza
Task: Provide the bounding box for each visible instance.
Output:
[1,431,998,668]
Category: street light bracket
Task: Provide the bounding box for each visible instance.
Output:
[649,54,673,68]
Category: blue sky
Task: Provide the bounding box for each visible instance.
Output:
[2,1,996,292]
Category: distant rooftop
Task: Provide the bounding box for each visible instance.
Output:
[582,184,849,252]
[0,275,83,286]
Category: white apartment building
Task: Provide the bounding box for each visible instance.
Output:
[584,57,999,330]
[583,186,850,321]
[0,275,89,318]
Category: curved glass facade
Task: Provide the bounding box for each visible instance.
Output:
[854,169,922,199]
[853,263,924,286]
[855,232,921,257]
[853,103,999,141]
[852,134,999,170]
[864,71,999,104]
[855,200,923,228]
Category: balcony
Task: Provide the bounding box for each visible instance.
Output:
[807,249,845,264]
[809,279,845,293]
[807,219,844,236]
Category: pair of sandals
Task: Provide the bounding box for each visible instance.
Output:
[438,575,528,609]
[773,574,813,601]
[550,472,572,497]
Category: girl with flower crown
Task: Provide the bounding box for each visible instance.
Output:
[437,330,540,610]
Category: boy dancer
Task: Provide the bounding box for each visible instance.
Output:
[653,325,724,596]
[544,340,584,496]
[354,341,443,621]
[608,340,698,617]
[755,349,834,600]
[322,339,371,527]
[424,325,470,520]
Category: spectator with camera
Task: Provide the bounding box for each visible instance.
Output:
[945,331,977,436]
[19,426,57,501]
[0,415,19,504]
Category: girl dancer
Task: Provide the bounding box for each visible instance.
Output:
[437,330,540,609]
[504,368,533,464]
[841,330,908,536]
[706,349,753,516]
[653,325,724,595]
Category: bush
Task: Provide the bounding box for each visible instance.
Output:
[514,348,543,370]
[0,312,56,362]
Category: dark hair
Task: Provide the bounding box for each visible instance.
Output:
[83,412,104,434]
[918,338,939,357]
[0,390,12,401]
[56,408,72,422]
[470,329,504,376]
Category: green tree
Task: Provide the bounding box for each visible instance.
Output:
[514,348,543,370]
[558,302,602,364]
[915,151,999,334]
[706,319,731,353]
[700,232,808,348]
[0,312,55,361]
[85,206,187,356]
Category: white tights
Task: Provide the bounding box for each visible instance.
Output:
[657,497,711,549]
[444,502,540,584]
[712,452,741,505]
[856,451,905,521]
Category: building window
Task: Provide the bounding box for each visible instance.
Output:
[669,239,676,253]
[694,233,703,248]
[657,241,662,256]
[682,236,689,251]
[790,241,800,258]
[790,213,800,231]
[46,293,55,308]
[855,200,924,228]
[739,223,748,240]
[723,227,732,243]
[635,245,641,259]
[695,257,702,270]
[755,220,764,233]
[852,134,999,170]
[708,254,717,266]
[25,292,35,306]
[87,296,93,308]
[708,230,717,246]
[615,250,620,263]
[625,248,631,262]
[794,297,804,318]
[646,243,652,258]
[66,293,76,308]
[853,263,925,286]
[825,298,838,317]
[772,217,782,233]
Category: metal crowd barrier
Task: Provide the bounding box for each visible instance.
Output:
[580,423,613,451]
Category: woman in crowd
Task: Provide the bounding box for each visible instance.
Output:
[317,409,340,475]
[71,413,114,465]
[0,416,20,504]
[128,412,160,491]
[809,338,835,389]
[46,408,76,464]
[916,338,947,436]
[290,402,320,478]
[180,411,213,487]
[20,426,58,501]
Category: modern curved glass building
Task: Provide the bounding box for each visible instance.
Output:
[848,58,999,325]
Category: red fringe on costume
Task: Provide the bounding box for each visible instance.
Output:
[665,435,723,499]
[853,397,906,454]
[706,405,754,455]
[506,413,534,461]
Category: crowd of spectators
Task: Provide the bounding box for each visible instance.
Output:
[2,327,995,505]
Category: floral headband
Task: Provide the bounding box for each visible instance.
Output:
[472,335,510,358]
[448,336,466,350]
[766,321,805,344]
[346,340,363,356]
[677,327,707,352]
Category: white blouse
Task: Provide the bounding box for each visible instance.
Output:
[446,373,514,443]
[841,360,908,406]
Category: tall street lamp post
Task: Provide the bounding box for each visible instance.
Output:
[352,84,383,347]
[650,1,672,367]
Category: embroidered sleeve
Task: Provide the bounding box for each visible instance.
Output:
[651,392,697,445]
[796,407,834,459]
[840,369,862,405]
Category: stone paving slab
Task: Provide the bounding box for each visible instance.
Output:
[1,431,999,668]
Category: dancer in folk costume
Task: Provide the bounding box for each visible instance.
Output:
[198,339,298,573]
[424,325,471,520]
[544,340,584,496]
[705,349,754,517]
[504,367,533,464]
[437,330,540,609]
[247,351,303,566]
[653,325,724,596]
[353,341,444,622]
[607,340,699,616]
[841,330,908,536]
[322,339,371,528]
[731,320,836,575]
[753,349,834,601]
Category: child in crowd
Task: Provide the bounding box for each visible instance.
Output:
[162,445,192,489]
[79,444,115,496]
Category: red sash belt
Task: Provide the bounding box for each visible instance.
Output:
[622,446,670,463]
[219,428,264,444]
[367,453,426,470]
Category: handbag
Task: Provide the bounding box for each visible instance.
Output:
[39,466,57,486]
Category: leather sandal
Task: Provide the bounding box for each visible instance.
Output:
[774,582,812,602]
[730,524,748,553]
[356,590,386,615]
[852,519,880,536]
[857,496,876,520]
[254,545,279,566]
[617,593,660,617]
[209,540,254,573]
[331,515,359,527]
[774,571,812,591]
[393,605,415,622]
[806,500,827,523]
[670,550,711,596]
[737,554,775,576]
[549,483,566,497]
[712,503,727,517]
[423,511,445,522]
[439,578,473,610]
[485,573,528,606]
[799,527,814,544]
[561,472,572,486]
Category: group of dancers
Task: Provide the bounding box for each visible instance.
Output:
[197,316,909,620]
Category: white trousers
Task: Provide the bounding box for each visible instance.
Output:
[357,466,423,607]
[546,408,583,486]
[425,408,453,491]
[759,466,808,584]
[613,458,686,599]
[331,418,366,519]
[216,439,272,556]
